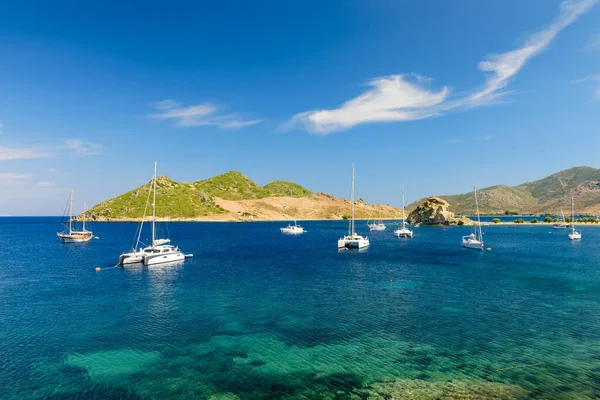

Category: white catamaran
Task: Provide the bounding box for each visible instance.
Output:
[280,221,305,234]
[367,213,387,231]
[462,186,484,250]
[57,190,94,243]
[119,162,190,266]
[568,197,581,241]
[394,186,413,238]
[338,165,370,249]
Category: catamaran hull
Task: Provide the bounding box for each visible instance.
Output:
[338,239,370,249]
[119,253,144,265]
[144,252,185,266]
[280,228,304,234]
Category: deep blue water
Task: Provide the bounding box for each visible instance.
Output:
[1,218,600,399]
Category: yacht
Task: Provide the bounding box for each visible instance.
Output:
[338,165,370,249]
[462,186,484,250]
[394,186,413,238]
[280,221,305,234]
[119,162,189,266]
[57,191,93,243]
[367,216,387,231]
[568,197,581,241]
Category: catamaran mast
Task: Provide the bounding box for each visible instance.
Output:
[152,161,157,246]
[351,164,355,236]
[474,186,482,241]
[571,197,575,234]
[69,189,73,234]
[83,201,86,231]
[402,185,406,229]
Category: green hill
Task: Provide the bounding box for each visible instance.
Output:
[263,180,312,197]
[84,171,314,220]
[194,171,270,200]
[409,166,600,215]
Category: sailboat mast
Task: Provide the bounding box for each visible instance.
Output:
[83,201,86,231]
[351,164,355,235]
[69,189,73,234]
[571,197,575,233]
[402,185,405,229]
[152,161,157,245]
[474,186,482,240]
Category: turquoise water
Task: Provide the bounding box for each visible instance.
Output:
[1,218,600,399]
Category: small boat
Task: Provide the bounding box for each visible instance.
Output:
[394,186,413,238]
[462,186,484,250]
[280,221,305,234]
[553,208,568,229]
[57,191,93,243]
[568,197,581,241]
[367,216,387,232]
[338,165,369,249]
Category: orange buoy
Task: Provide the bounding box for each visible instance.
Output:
[95,267,101,272]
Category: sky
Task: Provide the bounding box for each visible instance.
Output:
[0,0,599,215]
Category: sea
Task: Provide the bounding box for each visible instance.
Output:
[1,217,600,399]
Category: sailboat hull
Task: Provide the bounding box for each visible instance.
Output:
[144,252,185,266]
[462,239,484,250]
[57,232,93,243]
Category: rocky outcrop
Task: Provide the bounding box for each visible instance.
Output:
[408,196,471,225]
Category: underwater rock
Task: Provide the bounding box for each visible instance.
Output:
[360,378,528,400]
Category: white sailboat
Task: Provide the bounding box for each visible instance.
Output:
[280,220,305,234]
[57,190,93,243]
[394,186,413,238]
[568,197,581,241]
[367,213,387,231]
[338,165,370,249]
[462,186,484,250]
[553,208,568,229]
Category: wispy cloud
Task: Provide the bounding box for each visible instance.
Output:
[572,74,600,99]
[582,34,600,51]
[36,180,57,187]
[284,75,448,134]
[64,139,103,156]
[482,134,495,141]
[149,100,262,129]
[0,146,52,161]
[0,122,3,134]
[286,0,597,134]
[0,172,33,186]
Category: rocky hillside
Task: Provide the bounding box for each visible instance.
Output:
[408,197,471,225]
[84,171,402,221]
[409,167,600,215]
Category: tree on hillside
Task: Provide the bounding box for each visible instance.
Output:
[530,218,538,223]
[514,218,525,223]
[543,216,553,223]
[492,218,501,223]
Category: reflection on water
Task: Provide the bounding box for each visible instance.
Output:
[1,219,600,399]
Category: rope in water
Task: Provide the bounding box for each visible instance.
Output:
[490,361,543,372]
[95,263,120,272]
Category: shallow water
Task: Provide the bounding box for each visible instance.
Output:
[1,218,600,399]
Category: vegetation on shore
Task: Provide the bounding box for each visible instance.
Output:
[409,166,600,215]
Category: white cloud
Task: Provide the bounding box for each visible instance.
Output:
[466,0,598,107]
[0,146,52,161]
[47,168,58,173]
[36,180,57,187]
[482,135,495,141]
[286,0,597,134]
[572,74,600,99]
[285,75,448,134]
[0,172,33,186]
[64,139,103,156]
[149,101,262,129]
[582,34,600,51]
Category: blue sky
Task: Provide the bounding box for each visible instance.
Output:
[1,0,599,215]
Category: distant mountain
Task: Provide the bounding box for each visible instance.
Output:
[84,171,401,221]
[408,167,600,215]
